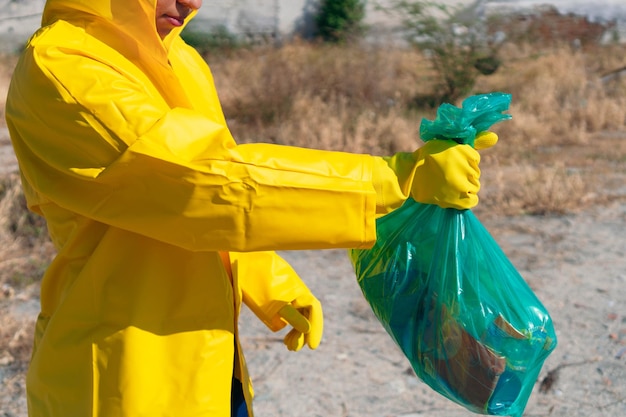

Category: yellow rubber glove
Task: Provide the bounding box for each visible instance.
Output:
[278,293,323,351]
[411,139,481,209]
[474,131,499,150]
[377,131,498,211]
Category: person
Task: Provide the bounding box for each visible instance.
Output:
[4,0,498,416]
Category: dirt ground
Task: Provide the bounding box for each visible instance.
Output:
[237,200,626,417]
[1,130,626,417]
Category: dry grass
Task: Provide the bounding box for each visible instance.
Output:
[0,313,34,371]
[207,41,433,154]
[0,54,17,131]
[0,174,53,290]
[475,43,626,148]
[208,41,626,152]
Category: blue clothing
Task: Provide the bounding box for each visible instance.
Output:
[231,378,248,417]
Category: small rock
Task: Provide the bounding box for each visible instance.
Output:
[1,285,15,299]
[0,354,15,366]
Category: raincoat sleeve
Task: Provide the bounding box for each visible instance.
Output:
[226,251,312,332]
[6,28,382,252]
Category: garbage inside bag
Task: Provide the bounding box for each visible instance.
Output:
[350,93,557,417]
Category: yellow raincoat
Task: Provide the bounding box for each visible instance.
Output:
[5,1,411,416]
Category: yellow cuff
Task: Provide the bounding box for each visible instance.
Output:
[372,155,412,217]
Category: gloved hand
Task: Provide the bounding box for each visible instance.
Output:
[380,131,498,210]
[277,293,323,351]
[473,131,499,150]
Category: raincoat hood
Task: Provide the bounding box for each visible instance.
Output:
[42,0,196,61]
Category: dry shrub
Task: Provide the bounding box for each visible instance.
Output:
[0,174,52,291]
[0,313,34,367]
[0,175,24,258]
[0,174,48,249]
[477,44,626,148]
[584,43,626,74]
[581,81,626,131]
[211,41,428,111]
[210,41,429,154]
[519,164,588,215]
[0,54,18,129]
[479,162,589,216]
[0,306,34,413]
[210,40,625,214]
[250,92,420,155]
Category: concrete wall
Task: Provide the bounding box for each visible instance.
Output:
[0,0,45,52]
[0,0,324,52]
[0,0,317,52]
[1,1,624,53]
[0,0,463,52]
[181,0,399,41]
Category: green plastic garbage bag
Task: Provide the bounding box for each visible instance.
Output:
[349,93,557,417]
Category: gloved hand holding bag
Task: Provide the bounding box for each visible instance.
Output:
[372,123,498,217]
[350,93,557,417]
